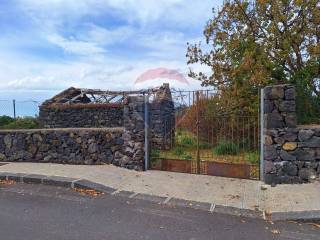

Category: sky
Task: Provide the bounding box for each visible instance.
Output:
[0,0,223,104]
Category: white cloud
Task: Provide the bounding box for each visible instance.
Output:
[47,34,107,56]
[0,0,222,94]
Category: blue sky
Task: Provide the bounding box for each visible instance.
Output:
[0,0,223,99]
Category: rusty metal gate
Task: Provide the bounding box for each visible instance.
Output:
[150,89,260,180]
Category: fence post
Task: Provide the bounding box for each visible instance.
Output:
[13,99,16,119]
[260,88,264,181]
[196,91,200,174]
[144,93,150,171]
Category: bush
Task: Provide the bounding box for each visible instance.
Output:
[0,115,14,126]
[212,140,239,155]
[0,116,38,129]
[179,135,196,147]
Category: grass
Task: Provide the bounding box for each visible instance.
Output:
[156,130,259,165]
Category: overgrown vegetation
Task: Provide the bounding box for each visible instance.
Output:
[156,129,259,164]
[212,140,239,155]
[187,0,320,123]
[0,115,38,129]
[245,151,259,164]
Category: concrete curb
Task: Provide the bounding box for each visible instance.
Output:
[266,210,320,221]
[1,172,319,221]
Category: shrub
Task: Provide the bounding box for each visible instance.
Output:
[179,135,195,147]
[0,115,14,126]
[0,117,38,129]
[212,140,239,155]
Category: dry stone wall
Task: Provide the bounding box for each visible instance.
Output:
[39,104,123,128]
[0,128,124,165]
[0,84,175,171]
[264,84,320,184]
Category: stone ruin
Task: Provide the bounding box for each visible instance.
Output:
[0,84,175,171]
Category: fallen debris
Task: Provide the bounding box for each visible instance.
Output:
[73,188,104,197]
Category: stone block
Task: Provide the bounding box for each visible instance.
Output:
[284,113,297,128]
[291,148,315,161]
[264,160,276,173]
[299,168,317,181]
[283,132,297,142]
[264,145,278,160]
[298,136,320,148]
[265,112,284,129]
[279,101,296,112]
[280,150,296,161]
[274,137,285,145]
[264,135,273,145]
[285,87,296,100]
[298,129,314,142]
[282,142,297,151]
[270,86,285,99]
[282,162,298,176]
[264,100,274,113]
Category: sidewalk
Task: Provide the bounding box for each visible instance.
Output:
[0,162,319,220]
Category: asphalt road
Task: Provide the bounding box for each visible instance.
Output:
[0,183,319,240]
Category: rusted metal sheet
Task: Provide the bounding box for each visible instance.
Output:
[206,162,252,179]
[151,159,191,173]
[162,159,191,173]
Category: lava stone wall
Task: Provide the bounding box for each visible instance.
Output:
[0,128,124,165]
[1,85,175,171]
[264,84,320,184]
[39,104,123,128]
[114,96,146,170]
[150,84,175,150]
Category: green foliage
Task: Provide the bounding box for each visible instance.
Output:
[150,149,160,159]
[181,153,192,160]
[0,116,14,126]
[187,0,320,121]
[172,146,184,156]
[179,135,196,147]
[245,152,259,164]
[213,140,239,155]
[0,116,38,129]
[293,65,320,124]
[171,146,193,160]
[176,130,196,147]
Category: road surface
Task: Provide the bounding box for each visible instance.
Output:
[0,183,319,240]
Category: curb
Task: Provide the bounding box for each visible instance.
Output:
[1,172,319,221]
[266,210,320,221]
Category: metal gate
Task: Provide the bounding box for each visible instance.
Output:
[150,89,260,180]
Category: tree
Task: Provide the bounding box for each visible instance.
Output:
[187,0,320,119]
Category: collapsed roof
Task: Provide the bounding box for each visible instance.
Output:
[40,84,171,107]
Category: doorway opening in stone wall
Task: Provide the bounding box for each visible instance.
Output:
[149,89,260,180]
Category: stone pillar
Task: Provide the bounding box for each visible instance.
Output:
[150,83,175,150]
[263,85,320,184]
[263,84,298,184]
[114,96,146,170]
[264,84,297,129]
